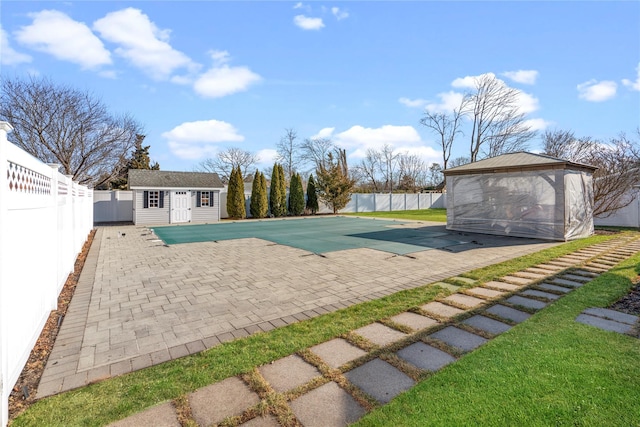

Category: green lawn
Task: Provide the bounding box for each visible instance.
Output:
[345,208,447,222]
[11,232,637,426]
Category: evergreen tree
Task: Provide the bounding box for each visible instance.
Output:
[250,170,268,218]
[288,173,305,216]
[227,166,246,219]
[269,162,287,217]
[276,164,288,216]
[110,134,160,189]
[306,174,319,214]
[316,149,355,214]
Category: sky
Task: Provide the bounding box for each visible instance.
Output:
[1,1,639,173]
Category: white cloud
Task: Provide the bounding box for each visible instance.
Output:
[93,7,197,80]
[162,119,244,160]
[0,26,31,65]
[15,10,111,70]
[331,7,349,20]
[577,79,617,102]
[193,64,261,98]
[293,2,304,9]
[448,73,540,114]
[399,97,428,108]
[332,125,422,152]
[311,127,336,139]
[502,70,539,85]
[425,91,466,113]
[622,63,640,91]
[515,91,539,114]
[451,73,494,89]
[256,148,278,166]
[294,15,324,30]
[523,118,551,131]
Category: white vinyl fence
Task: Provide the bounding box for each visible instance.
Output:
[0,122,93,427]
[94,190,133,223]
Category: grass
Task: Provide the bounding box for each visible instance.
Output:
[345,208,447,223]
[354,252,640,426]
[11,231,633,426]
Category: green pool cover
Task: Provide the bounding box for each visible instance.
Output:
[151,216,468,255]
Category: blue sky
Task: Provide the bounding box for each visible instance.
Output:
[1,1,639,173]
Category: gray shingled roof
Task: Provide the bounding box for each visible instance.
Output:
[443,152,597,175]
[128,169,224,189]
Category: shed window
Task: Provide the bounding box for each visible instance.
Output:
[196,191,215,208]
[143,190,164,208]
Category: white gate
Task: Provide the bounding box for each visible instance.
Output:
[171,191,191,223]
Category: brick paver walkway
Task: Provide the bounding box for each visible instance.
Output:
[39,220,558,398]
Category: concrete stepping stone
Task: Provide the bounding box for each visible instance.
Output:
[560,274,592,283]
[547,260,578,267]
[429,326,488,352]
[290,381,367,427]
[310,338,367,369]
[450,276,477,286]
[462,315,512,335]
[189,377,260,426]
[534,263,566,272]
[582,265,609,273]
[593,259,617,265]
[506,295,547,310]
[241,415,281,426]
[353,323,408,347]
[466,287,505,299]
[583,308,639,325]
[396,342,456,371]
[513,271,547,280]
[443,293,486,309]
[521,289,560,300]
[538,283,573,294]
[576,314,634,334]
[500,275,535,286]
[553,257,581,265]
[432,282,461,292]
[483,281,520,292]
[524,267,556,276]
[588,262,614,270]
[421,301,465,319]
[486,305,531,323]
[108,402,179,427]
[551,278,585,288]
[390,312,438,331]
[570,269,599,278]
[259,354,321,392]
[345,358,415,404]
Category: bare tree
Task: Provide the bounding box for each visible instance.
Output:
[196,147,258,182]
[426,162,443,188]
[0,76,143,187]
[299,137,335,171]
[420,105,467,170]
[448,156,471,168]
[379,144,399,192]
[275,128,300,180]
[397,152,426,192]
[542,129,640,217]
[465,74,536,162]
[355,148,382,192]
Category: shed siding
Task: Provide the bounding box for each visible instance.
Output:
[133,190,171,225]
[191,190,220,223]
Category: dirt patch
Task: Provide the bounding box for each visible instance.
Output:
[8,229,96,421]
[609,278,640,316]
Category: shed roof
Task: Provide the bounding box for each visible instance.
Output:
[128,169,224,189]
[443,152,597,176]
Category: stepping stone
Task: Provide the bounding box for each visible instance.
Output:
[483,281,520,292]
[353,323,408,347]
[421,302,465,319]
[466,287,505,299]
[108,403,179,427]
[582,266,609,273]
[259,355,321,392]
[310,338,367,369]
[443,294,486,309]
[586,262,612,270]
[486,305,531,323]
[462,315,512,335]
[594,259,617,265]
[576,314,634,334]
[429,326,488,352]
[534,263,565,272]
[290,381,367,427]
[396,342,456,371]
[571,269,599,278]
[521,289,560,300]
[506,295,547,310]
[500,275,535,286]
[561,274,592,283]
[524,267,556,276]
[551,278,585,288]
[241,415,281,426]
[553,257,581,265]
[432,282,461,292]
[450,276,477,286]
[189,377,260,426]
[390,312,438,331]
[345,358,415,404]
[513,271,547,280]
[547,260,576,267]
[538,283,573,294]
[583,308,639,325]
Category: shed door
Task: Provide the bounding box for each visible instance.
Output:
[171,191,191,223]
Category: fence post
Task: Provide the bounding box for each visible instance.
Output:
[0,121,14,427]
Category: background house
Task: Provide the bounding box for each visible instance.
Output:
[443,152,597,241]
[128,170,224,225]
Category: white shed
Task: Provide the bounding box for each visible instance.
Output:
[443,152,597,241]
[128,170,224,225]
